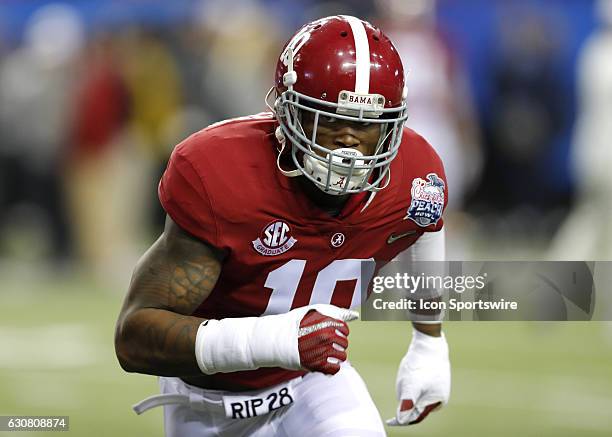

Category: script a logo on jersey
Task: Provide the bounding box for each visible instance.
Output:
[252,221,298,256]
[405,173,445,227]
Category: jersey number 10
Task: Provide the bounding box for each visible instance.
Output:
[262,259,375,315]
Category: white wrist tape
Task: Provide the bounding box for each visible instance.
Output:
[194,304,358,374]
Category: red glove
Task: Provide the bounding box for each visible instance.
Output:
[298,308,356,375]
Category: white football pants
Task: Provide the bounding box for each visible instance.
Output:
[158,363,385,436]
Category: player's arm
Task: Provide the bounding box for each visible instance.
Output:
[115,216,358,377]
[409,229,445,337]
[412,322,442,337]
[387,229,451,426]
[114,216,223,377]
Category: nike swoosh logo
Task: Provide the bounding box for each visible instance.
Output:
[387,230,417,244]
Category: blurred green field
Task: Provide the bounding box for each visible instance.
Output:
[1,273,612,436]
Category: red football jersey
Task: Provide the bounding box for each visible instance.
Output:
[158,112,447,389]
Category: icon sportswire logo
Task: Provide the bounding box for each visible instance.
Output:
[252,221,298,256]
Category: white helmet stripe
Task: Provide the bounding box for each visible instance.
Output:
[342,15,370,94]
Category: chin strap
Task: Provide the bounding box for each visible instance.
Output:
[359,166,393,212]
[361,191,377,213]
[275,126,302,177]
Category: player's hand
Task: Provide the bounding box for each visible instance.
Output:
[386,330,450,426]
[195,304,358,375]
[297,305,359,375]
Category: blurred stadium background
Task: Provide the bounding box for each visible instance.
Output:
[1,0,611,435]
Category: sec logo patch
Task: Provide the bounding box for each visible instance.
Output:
[252,221,298,256]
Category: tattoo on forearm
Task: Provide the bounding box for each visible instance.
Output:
[135,254,220,373]
[117,220,223,375]
[144,314,194,354]
[169,257,221,313]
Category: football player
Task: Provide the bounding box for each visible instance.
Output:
[115,15,451,436]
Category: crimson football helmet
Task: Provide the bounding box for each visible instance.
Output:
[271,15,408,196]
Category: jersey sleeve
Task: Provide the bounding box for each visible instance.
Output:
[404,129,449,233]
[401,227,446,261]
[431,156,448,233]
[158,146,220,247]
